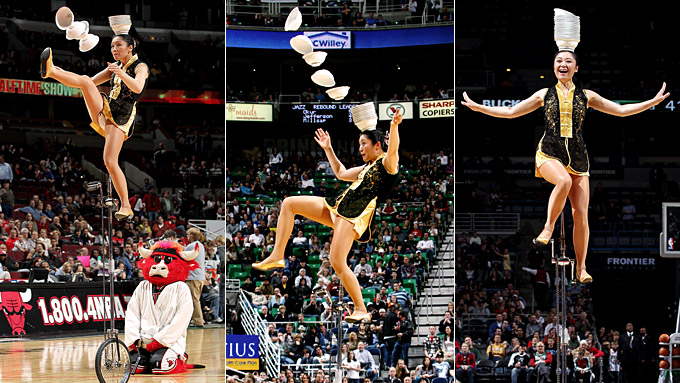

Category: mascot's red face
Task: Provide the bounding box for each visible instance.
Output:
[138,241,199,287]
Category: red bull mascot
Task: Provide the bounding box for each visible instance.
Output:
[125,240,202,374]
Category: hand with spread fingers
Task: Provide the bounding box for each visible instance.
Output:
[313,128,332,150]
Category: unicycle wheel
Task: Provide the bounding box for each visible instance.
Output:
[95,337,132,383]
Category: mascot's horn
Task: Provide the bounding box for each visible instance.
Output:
[180,243,200,261]
[139,247,153,258]
[20,289,31,302]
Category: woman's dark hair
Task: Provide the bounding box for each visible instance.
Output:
[553,50,579,66]
[360,129,388,151]
[114,34,138,54]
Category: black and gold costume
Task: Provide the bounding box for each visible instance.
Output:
[324,153,398,242]
[90,54,147,140]
[535,83,589,178]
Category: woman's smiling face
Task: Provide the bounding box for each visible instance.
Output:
[554,51,578,81]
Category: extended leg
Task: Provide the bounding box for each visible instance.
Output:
[536,161,573,242]
[255,196,333,266]
[48,65,104,124]
[329,218,368,322]
[103,124,131,216]
[568,174,591,282]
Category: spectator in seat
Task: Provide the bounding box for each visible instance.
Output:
[354,341,378,381]
[432,353,450,380]
[268,287,286,309]
[530,342,552,383]
[415,356,437,383]
[292,230,308,249]
[424,325,443,359]
[455,342,476,383]
[151,216,167,239]
[487,334,507,362]
[388,282,411,307]
[416,232,435,264]
[509,343,531,383]
[248,227,265,248]
[439,311,455,334]
[574,349,593,383]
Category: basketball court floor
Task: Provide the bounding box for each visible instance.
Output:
[0,327,225,382]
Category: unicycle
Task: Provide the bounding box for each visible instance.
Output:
[92,178,132,383]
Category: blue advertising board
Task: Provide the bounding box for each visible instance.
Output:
[226,25,454,49]
[226,334,260,370]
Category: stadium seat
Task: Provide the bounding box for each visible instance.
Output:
[475,359,496,382]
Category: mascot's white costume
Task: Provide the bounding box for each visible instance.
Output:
[125,240,203,374]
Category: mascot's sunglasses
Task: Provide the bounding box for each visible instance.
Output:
[154,255,176,264]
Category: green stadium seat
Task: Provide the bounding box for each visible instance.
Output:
[362,289,376,301]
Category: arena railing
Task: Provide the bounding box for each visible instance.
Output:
[238,289,281,377]
[455,213,520,235]
[227,0,453,23]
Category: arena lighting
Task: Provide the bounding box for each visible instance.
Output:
[506,68,511,72]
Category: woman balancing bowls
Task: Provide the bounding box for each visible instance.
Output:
[39,34,148,221]
[462,50,669,284]
[253,104,402,323]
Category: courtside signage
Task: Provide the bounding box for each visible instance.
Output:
[419,100,455,118]
[226,335,260,370]
[378,102,413,120]
[304,31,352,49]
[226,103,273,122]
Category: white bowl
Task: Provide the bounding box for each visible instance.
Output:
[302,51,327,67]
[290,35,314,55]
[285,7,302,31]
[66,20,89,40]
[311,69,335,87]
[111,24,132,35]
[109,15,132,25]
[55,7,74,30]
[326,86,350,100]
[79,34,100,52]
[355,119,378,132]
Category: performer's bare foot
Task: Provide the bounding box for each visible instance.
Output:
[114,206,133,221]
[345,310,371,324]
[252,255,285,271]
[533,225,554,247]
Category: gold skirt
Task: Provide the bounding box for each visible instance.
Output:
[89,94,134,140]
[324,197,376,243]
[535,142,589,178]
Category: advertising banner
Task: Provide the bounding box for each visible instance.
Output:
[378,102,414,121]
[0,282,136,336]
[304,31,352,49]
[226,103,273,122]
[226,335,260,370]
[419,99,455,118]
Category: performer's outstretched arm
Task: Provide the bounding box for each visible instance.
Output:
[461,89,546,119]
[586,82,670,117]
[314,128,363,182]
[383,109,402,174]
